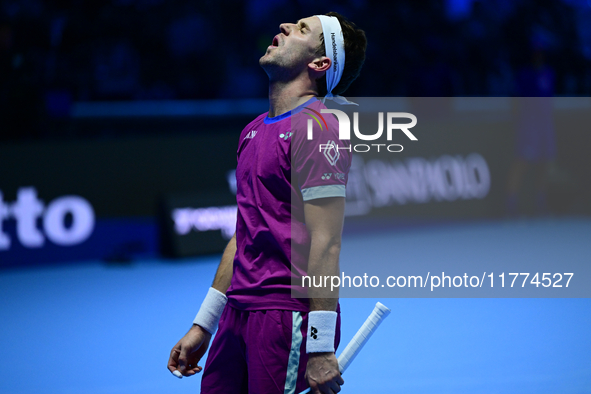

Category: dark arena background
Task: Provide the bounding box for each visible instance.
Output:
[1,0,591,393]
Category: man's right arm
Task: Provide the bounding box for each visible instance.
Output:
[167,232,236,378]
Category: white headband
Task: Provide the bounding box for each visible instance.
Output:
[315,15,357,105]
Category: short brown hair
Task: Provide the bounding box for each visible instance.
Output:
[315,12,367,96]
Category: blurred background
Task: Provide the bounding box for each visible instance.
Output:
[1,0,591,393]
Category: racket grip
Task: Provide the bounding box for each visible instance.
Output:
[337,302,390,374]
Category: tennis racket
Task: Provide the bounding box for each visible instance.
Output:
[298,302,391,394]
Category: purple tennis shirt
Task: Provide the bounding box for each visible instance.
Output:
[226,98,351,311]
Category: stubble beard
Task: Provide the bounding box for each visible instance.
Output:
[259,50,289,80]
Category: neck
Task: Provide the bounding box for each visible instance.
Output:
[267,77,317,118]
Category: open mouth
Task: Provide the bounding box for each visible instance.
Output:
[271,35,280,47]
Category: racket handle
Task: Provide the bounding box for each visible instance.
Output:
[337,302,390,374]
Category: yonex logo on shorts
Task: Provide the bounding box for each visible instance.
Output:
[310,326,318,339]
[321,173,332,180]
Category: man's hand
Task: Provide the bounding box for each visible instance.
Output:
[167,324,212,377]
[306,352,344,393]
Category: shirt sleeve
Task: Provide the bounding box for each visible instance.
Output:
[291,112,352,201]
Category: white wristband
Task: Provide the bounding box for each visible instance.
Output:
[306,311,337,353]
[193,287,227,335]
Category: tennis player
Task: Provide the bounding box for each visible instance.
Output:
[167,12,366,394]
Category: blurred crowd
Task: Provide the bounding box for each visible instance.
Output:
[1,0,590,140]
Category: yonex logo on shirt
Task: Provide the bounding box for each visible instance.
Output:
[244,130,258,139]
[321,173,332,180]
[279,132,292,140]
[310,326,318,339]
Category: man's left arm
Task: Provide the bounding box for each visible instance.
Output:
[304,196,345,394]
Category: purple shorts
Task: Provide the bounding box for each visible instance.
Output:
[201,305,341,394]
